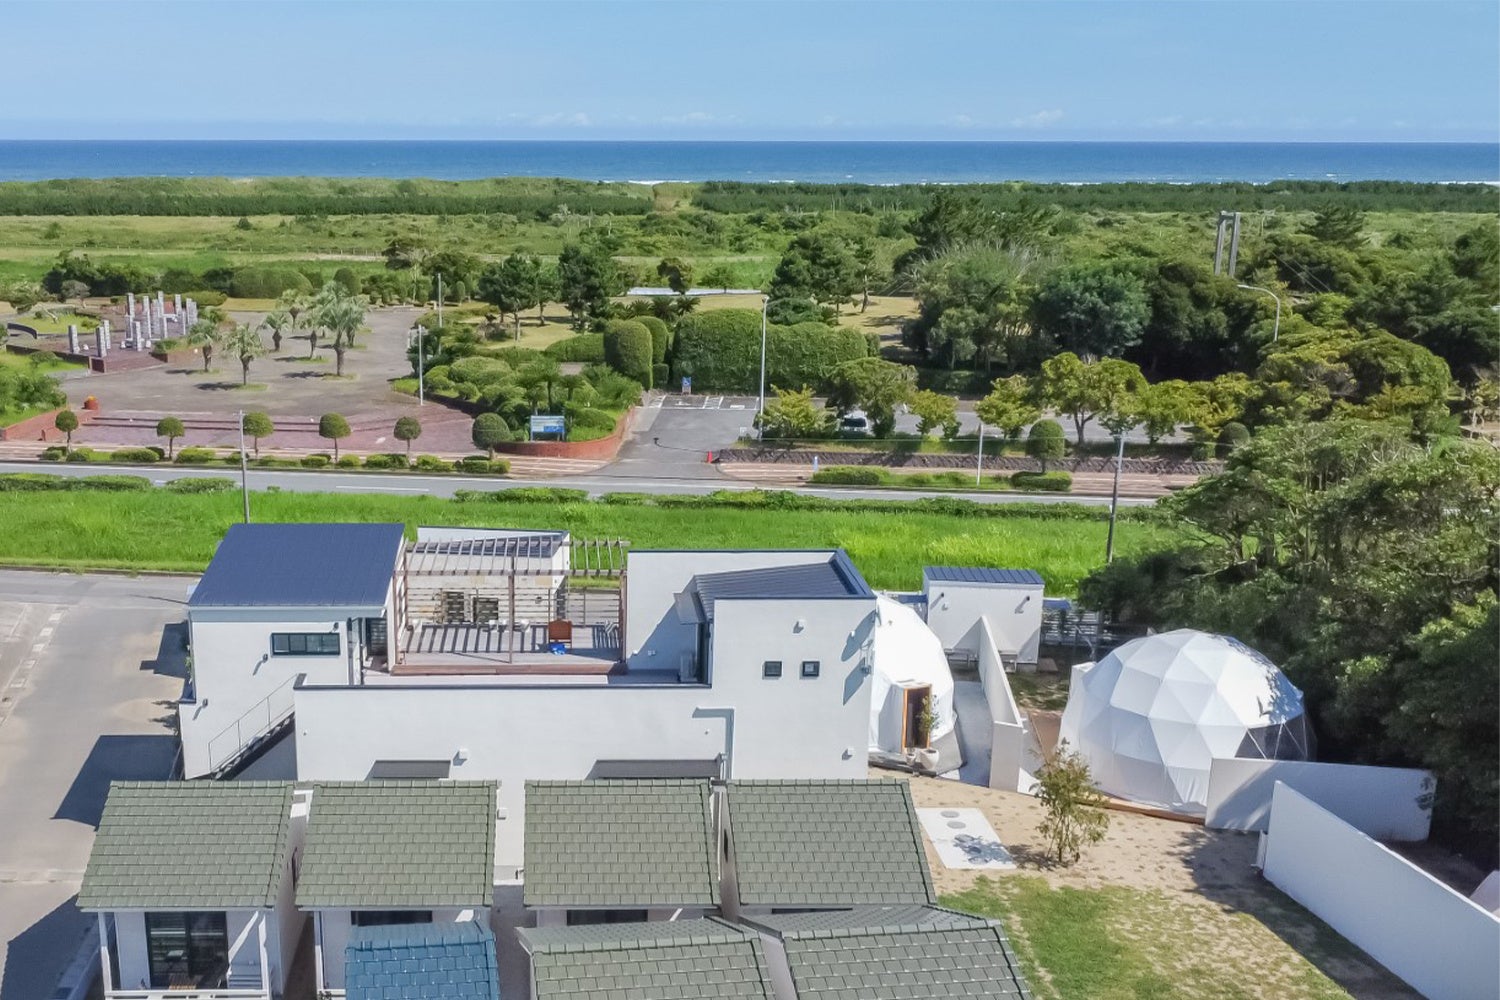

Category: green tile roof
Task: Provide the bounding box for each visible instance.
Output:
[519,918,774,1000]
[758,906,1033,1000]
[725,780,935,907]
[523,780,718,908]
[297,781,496,909]
[79,781,293,910]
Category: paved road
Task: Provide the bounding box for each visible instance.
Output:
[0,572,190,1000]
[0,460,1154,507]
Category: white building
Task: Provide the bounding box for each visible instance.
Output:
[921,566,1045,668]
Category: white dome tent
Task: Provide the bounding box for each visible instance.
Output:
[868,596,956,758]
[1057,629,1314,813]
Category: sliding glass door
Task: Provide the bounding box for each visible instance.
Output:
[145,912,229,989]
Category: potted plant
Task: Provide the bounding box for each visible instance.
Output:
[913,695,940,771]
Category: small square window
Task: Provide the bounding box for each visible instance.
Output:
[800,660,820,678]
[763,660,783,679]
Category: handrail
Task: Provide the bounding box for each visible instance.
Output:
[104,992,266,1000]
[206,676,297,772]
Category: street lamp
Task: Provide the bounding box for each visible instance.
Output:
[1237,283,1281,343]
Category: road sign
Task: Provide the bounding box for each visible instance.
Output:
[529,415,565,439]
[681,376,692,394]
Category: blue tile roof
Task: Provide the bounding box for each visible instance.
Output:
[189,523,405,609]
[345,921,499,1000]
[923,566,1044,587]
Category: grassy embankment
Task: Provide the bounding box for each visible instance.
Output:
[0,486,1176,592]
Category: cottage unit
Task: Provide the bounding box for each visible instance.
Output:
[343,922,500,1000]
[295,781,497,995]
[79,782,303,999]
[922,566,1045,668]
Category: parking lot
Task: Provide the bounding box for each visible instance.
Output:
[0,571,190,1000]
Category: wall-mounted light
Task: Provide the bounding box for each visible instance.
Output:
[793,619,805,633]
[453,747,469,765]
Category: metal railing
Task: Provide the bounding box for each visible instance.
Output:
[104,992,266,1000]
[206,676,297,772]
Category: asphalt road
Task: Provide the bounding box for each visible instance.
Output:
[0,571,190,1000]
[0,460,1153,507]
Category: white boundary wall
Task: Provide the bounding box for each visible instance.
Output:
[975,618,1028,792]
[1262,782,1500,1000]
[1206,758,1434,840]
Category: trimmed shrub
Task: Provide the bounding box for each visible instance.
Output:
[567,407,619,433]
[671,309,868,393]
[174,447,218,464]
[455,455,500,473]
[603,320,654,388]
[109,447,160,464]
[638,315,671,363]
[1025,420,1067,473]
[413,454,451,472]
[332,267,361,295]
[229,266,313,299]
[300,455,330,468]
[651,363,669,388]
[39,446,66,462]
[65,447,105,463]
[165,477,235,493]
[1218,421,1250,456]
[187,289,228,307]
[362,453,409,470]
[1190,439,1215,461]
[544,333,606,363]
[0,473,67,490]
[73,474,152,491]
[253,457,300,468]
[336,455,360,468]
[451,487,587,503]
[809,465,886,486]
[471,413,511,457]
[1011,470,1073,492]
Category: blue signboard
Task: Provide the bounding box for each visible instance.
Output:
[681,376,692,394]
[529,415,566,438]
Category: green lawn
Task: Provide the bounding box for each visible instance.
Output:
[0,350,83,374]
[0,485,1176,591]
[944,877,1364,1000]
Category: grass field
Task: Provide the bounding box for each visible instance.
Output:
[944,878,1360,1000]
[0,486,1176,591]
[0,350,82,374]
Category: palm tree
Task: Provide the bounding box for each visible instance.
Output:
[260,308,291,355]
[224,323,267,386]
[186,316,223,373]
[278,290,309,342]
[309,286,366,377]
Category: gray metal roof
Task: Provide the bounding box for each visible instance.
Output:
[678,553,872,623]
[79,781,293,910]
[519,918,775,1000]
[190,523,405,608]
[923,566,1045,587]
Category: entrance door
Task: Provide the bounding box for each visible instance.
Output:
[145,911,229,989]
[902,684,933,750]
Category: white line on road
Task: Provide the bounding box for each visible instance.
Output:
[335,485,426,492]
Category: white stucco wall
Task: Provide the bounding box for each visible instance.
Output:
[1206,758,1434,840]
[975,618,1030,792]
[922,577,1044,665]
[109,908,277,993]
[1262,782,1500,1000]
[316,908,473,990]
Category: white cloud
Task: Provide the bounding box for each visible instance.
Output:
[660,111,732,126]
[1144,115,1182,128]
[1009,109,1063,129]
[948,114,976,128]
[528,111,592,128]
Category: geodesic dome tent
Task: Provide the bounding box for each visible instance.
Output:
[1057,629,1314,813]
[868,596,956,755]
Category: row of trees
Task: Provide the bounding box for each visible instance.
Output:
[178,284,368,382]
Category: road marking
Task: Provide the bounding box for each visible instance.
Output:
[335,485,425,492]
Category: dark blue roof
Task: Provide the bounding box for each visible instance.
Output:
[189,523,405,609]
[924,566,1045,587]
[677,552,873,623]
[345,921,499,1000]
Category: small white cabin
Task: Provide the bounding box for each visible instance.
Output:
[922,566,1045,668]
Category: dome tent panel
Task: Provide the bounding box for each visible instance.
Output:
[867,596,956,755]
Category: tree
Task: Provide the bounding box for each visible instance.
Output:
[909,389,959,438]
[2,282,43,313]
[155,416,184,459]
[186,314,224,373]
[824,357,916,437]
[477,254,548,340]
[277,289,309,343]
[393,415,422,459]
[656,257,693,296]
[224,323,266,386]
[758,385,831,439]
[909,244,1035,371]
[556,243,618,328]
[700,264,737,292]
[317,412,350,460]
[1035,352,1147,444]
[1133,379,1196,444]
[242,411,274,457]
[309,284,366,376]
[471,413,510,459]
[976,374,1042,441]
[1036,742,1110,865]
[54,408,78,448]
[260,308,291,354]
[603,320,654,388]
[851,236,880,313]
[1031,263,1150,359]
[1026,419,1066,473]
[1302,203,1366,248]
[381,235,430,271]
[332,267,361,295]
[60,279,89,303]
[769,231,861,314]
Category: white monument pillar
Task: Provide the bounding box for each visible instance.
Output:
[66,324,79,354]
[95,326,107,358]
[100,319,111,352]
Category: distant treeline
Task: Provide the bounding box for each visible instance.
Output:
[0,176,654,217]
[692,180,1500,214]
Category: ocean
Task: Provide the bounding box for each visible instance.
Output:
[0,140,1495,185]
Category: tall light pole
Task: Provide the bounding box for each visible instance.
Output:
[1237,283,1281,343]
[411,324,427,405]
[236,409,250,524]
[1104,431,1125,563]
[436,273,443,328]
[758,296,769,426]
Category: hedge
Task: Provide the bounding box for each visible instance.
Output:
[174,447,219,464]
[1010,470,1073,492]
[165,477,236,493]
[544,334,606,363]
[413,454,451,471]
[109,447,160,464]
[300,455,330,468]
[567,407,619,433]
[455,456,511,474]
[603,320,654,388]
[670,309,869,392]
[452,487,589,504]
[0,472,150,491]
[228,266,313,299]
[637,315,671,364]
[362,454,409,470]
[808,465,885,486]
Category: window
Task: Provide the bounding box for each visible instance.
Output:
[567,909,648,926]
[801,660,821,678]
[762,660,783,679]
[351,910,432,927]
[146,912,228,989]
[269,632,340,656]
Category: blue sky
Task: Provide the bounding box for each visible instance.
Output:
[3,0,1496,141]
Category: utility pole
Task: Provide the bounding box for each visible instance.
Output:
[436,273,443,328]
[975,422,985,486]
[237,409,250,523]
[1105,432,1125,563]
[758,297,769,433]
[413,324,427,405]
[1212,211,1243,277]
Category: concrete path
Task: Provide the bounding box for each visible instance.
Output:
[0,572,190,1000]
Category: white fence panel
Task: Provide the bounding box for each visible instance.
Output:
[1206,758,1433,840]
[975,618,1028,792]
[1262,782,1500,1000]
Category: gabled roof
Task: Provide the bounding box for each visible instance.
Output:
[676,553,873,624]
[923,566,1045,587]
[297,781,496,909]
[749,905,1033,1000]
[79,781,292,910]
[519,918,774,1000]
[725,780,935,908]
[523,780,718,908]
[189,522,405,609]
[345,921,500,1000]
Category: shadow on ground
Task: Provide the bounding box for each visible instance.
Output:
[140,623,188,680]
[54,734,178,828]
[1,895,85,1000]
